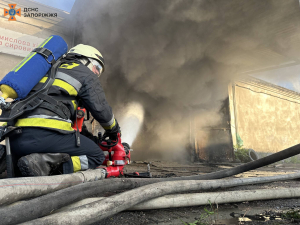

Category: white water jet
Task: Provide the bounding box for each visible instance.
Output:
[119,102,144,146]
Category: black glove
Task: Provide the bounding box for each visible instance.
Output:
[81,123,99,144]
[104,119,121,141]
[81,123,94,139]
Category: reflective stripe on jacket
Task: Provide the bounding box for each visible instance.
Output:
[16,59,115,133]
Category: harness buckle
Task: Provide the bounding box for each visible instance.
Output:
[33,48,56,64]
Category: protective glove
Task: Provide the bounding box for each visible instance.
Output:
[81,123,94,139]
[81,122,100,144]
[104,119,121,141]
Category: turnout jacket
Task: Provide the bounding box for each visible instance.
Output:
[15,59,116,133]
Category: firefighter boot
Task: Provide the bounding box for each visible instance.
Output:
[17,153,70,176]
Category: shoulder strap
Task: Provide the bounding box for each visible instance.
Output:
[51,95,78,101]
[32,48,56,65]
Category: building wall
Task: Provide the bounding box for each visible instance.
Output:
[229,77,300,154]
[0,0,74,79]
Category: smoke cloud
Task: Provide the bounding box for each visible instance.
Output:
[71,0,300,160]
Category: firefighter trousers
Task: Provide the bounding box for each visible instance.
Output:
[10,127,105,174]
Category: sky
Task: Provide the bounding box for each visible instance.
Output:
[32,0,75,12]
[251,65,300,93]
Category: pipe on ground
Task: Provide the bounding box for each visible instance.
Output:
[4,142,300,223]
[184,142,300,180]
[56,187,300,211]
[21,172,300,225]
[0,169,105,206]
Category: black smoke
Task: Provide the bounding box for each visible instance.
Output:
[71,0,300,160]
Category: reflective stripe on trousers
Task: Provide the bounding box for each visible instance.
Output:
[71,155,89,172]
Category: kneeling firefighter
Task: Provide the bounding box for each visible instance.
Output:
[0,44,120,176]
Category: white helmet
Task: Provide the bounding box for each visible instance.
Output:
[67,44,105,75]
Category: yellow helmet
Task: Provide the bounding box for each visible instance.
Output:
[67,44,105,72]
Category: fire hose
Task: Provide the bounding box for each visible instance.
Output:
[20,172,300,225]
[54,187,300,212]
[1,143,300,224]
[0,169,106,206]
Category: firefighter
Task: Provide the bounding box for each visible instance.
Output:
[3,44,120,176]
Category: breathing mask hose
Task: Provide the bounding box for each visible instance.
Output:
[2,143,300,224]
